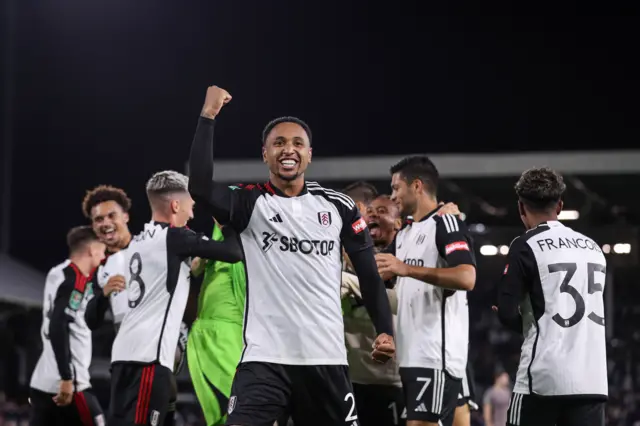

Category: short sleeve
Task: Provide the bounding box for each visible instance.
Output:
[340,204,374,255]
[434,214,476,267]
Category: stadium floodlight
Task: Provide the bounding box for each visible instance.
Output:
[602,244,611,254]
[499,245,509,255]
[558,210,580,220]
[480,245,498,256]
[613,243,631,254]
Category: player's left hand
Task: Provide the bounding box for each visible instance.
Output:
[372,333,395,363]
[53,380,73,406]
[438,201,462,217]
[375,253,409,278]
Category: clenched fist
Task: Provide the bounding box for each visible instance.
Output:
[371,333,396,364]
[201,85,232,119]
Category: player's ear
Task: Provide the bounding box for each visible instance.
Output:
[123,212,130,224]
[262,145,267,164]
[394,217,402,231]
[556,200,564,215]
[170,199,180,214]
[517,201,526,217]
[308,147,312,163]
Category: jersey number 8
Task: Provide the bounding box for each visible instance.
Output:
[549,262,606,328]
[128,252,146,309]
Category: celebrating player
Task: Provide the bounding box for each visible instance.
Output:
[29,226,106,426]
[82,185,132,330]
[81,184,187,425]
[375,155,476,426]
[188,85,395,426]
[108,171,244,426]
[497,167,607,426]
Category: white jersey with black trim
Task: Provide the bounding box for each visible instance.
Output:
[30,260,94,393]
[97,250,129,324]
[111,220,242,369]
[393,210,476,378]
[221,181,373,365]
[498,221,608,397]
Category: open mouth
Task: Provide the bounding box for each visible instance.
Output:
[367,221,381,238]
[279,158,299,171]
[100,226,116,241]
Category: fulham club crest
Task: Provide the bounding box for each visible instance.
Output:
[318,211,332,228]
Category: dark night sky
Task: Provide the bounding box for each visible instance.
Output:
[2,2,639,271]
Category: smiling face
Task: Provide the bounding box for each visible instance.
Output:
[89,200,130,251]
[262,122,312,183]
[365,196,401,248]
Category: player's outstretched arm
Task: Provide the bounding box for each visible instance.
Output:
[168,226,243,264]
[188,85,234,222]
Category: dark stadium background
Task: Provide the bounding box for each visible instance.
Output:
[1,2,639,425]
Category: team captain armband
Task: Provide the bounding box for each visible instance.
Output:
[445,241,470,255]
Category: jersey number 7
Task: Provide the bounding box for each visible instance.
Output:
[548,262,606,328]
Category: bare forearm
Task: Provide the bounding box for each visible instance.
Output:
[405,264,476,291]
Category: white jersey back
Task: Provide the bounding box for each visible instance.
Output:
[97,250,130,324]
[504,221,608,397]
[394,211,475,378]
[30,260,94,393]
[111,222,190,369]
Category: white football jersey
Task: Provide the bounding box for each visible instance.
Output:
[499,221,608,397]
[393,211,475,378]
[111,221,241,369]
[31,260,94,394]
[97,250,129,324]
[217,182,374,365]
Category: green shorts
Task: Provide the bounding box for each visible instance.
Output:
[187,318,244,426]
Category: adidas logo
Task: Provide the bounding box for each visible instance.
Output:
[414,403,428,412]
[269,214,283,223]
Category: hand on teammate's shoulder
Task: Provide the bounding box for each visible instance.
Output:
[201,85,232,119]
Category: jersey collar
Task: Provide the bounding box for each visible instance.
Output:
[266,181,308,198]
[417,205,444,222]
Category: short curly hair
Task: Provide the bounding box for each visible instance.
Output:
[514,167,566,212]
[82,185,132,219]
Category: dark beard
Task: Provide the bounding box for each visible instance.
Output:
[277,172,300,182]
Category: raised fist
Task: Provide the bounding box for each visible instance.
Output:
[201,85,232,119]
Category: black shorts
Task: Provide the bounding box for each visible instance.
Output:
[399,367,461,426]
[29,387,104,426]
[108,362,173,426]
[507,393,606,426]
[353,383,405,426]
[226,362,357,426]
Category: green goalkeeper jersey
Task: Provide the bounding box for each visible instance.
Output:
[196,224,246,324]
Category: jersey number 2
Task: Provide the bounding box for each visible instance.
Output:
[128,252,146,309]
[549,262,606,328]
